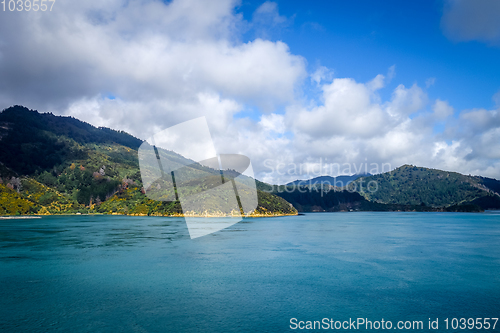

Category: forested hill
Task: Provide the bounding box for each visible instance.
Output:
[271,165,500,212]
[0,105,297,216]
[1,105,499,215]
[0,105,142,175]
[1,105,142,148]
[352,165,500,210]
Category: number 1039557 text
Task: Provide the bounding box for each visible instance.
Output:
[1,0,55,11]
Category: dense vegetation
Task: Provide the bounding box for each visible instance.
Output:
[270,184,492,212]
[273,187,366,212]
[1,106,499,215]
[351,165,500,211]
[0,106,297,216]
[270,166,500,213]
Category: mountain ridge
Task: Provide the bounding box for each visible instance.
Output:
[344,164,500,211]
[1,105,499,215]
[271,165,500,212]
[0,105,297,217]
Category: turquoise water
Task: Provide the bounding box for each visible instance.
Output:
[1,212,500,332]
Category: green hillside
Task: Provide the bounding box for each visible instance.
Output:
[2,105,498,215]
[0,106,297,217]
[352,164,500,210]
[268,165,500,212]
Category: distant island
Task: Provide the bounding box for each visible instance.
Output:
[1,105,499,216]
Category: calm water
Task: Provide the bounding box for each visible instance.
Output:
[1,212,500,332]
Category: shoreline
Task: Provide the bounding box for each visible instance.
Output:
[0,216,42,219]
[2,210,494,219]
[0,212,298,218]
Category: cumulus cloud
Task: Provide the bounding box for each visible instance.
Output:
[432,99,454,120]
[367,74,385,92]
[255,76,431,182]
[253,2,288,25]
[310,66,333,86]
[251,1,292,39]
[436,106,500,177]
[0,0,306,129]
[493,90,500,107]
[256,73,500,183]
[292,77,391,139]
[386,65,396,82]
[441,0,500,45]
[386,84,427,118]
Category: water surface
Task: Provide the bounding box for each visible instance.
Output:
[1,212,500,332]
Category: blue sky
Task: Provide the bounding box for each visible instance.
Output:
[0,0,499,183]
[237,0,500,112]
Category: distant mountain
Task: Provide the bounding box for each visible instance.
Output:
[352,164,500,210]
[271,165,500,212]
[275,188,367,212]
[286,174,370,187]
[0,106,297,216]
[2,105,498,215]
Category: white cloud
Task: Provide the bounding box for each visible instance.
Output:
[253,1,288,25]
[256,74,500,182]
[427,105,500,178]
[387,65,396,82]
[367,74,385,91]
[260,113,286,134]
[433,99,454,120]
[310,66,333,86]
[493,90,500,107]
[251,1,292,39]
[459,108,500,134]
[291,77,390,139]
[0,0,306,129]
[425,77,436,88]
[386,84,427,118]
[441,0,500,45]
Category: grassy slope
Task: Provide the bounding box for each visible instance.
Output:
[0,106,297,216]
[269,165,500,212]
[353,165,500,209]
[3,106,499,214]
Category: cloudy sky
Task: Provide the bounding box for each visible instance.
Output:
[1,0,499,184]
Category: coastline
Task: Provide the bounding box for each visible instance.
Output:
[0,216,42,219]
[3,210,493,219]
[0,212,299,218]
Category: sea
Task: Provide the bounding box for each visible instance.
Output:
[1,212,499,332]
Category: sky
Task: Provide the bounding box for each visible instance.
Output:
[0,0,499,184]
